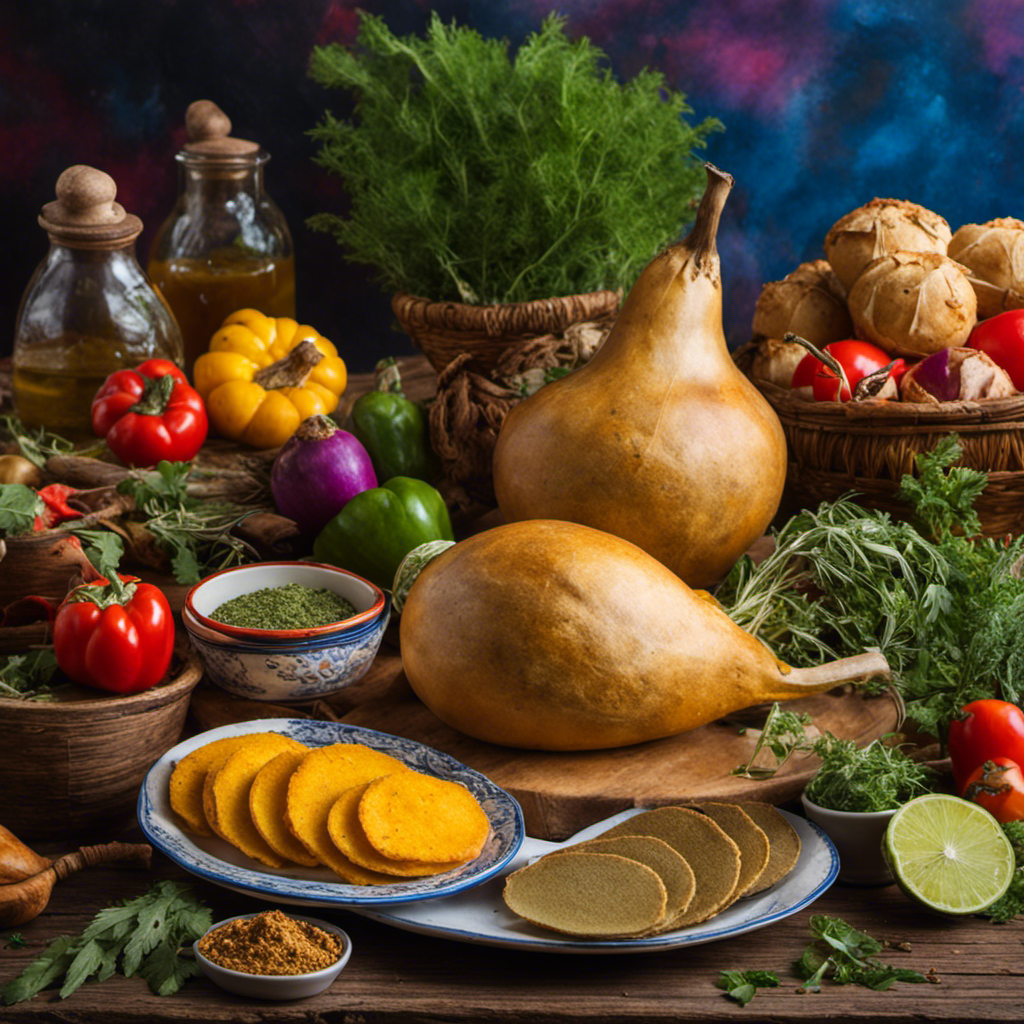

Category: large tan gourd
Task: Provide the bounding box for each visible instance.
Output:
[398,521,889,751]
[492,164,787,590]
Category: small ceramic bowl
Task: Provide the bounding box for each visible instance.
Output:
[193,913,352,1000]
[185,561,386,643]
[183,594,391,703]
[801,793,898,886]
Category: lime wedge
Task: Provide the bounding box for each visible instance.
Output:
[882,794,1014,916]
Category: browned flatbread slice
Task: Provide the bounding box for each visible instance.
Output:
[285,743,411,884]
[599,807,741,928]
[565,835,695,919]
[250,748,321,867]
[202,734,307,867]
[327,781,467,877]
[169,734,273,836]
[503,852,667,938]
[737,802,801,894]
[691,802,770,899]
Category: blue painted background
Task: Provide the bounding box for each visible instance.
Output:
[1,0,1020,372]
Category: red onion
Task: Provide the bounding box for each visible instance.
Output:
[900,347,1016,404]
[271,415,377,536]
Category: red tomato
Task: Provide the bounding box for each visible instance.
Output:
[947,699,1024,795]
[91,361,207,467]
[968,310,1024,389]
[53,574,174,694]
[790,340,905,402]
[963,758,1024,823]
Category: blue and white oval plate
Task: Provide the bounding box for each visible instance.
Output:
[138,718,525,907]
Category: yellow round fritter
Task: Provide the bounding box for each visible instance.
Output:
[203,734,307,867]
[249,749,321,867]
[284,743,410,884]
[358,772,490,865]
[169,734,270,836]
[326,781,466,877]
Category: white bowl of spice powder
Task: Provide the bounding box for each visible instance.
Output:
[194,909,352,1000]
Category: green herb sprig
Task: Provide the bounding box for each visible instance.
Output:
[794,915,927,992]
[981,821,1024,923]
[1,881,212,1004]
[803,736,936,813]
[308,13,722,305]
[0,649,61,701]
[116,461,256,585]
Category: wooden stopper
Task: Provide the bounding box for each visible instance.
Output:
[38,165,142,244]
[183,99,258,156]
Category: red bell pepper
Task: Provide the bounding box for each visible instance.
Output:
[91,358,208,467]
[947,699,1024,795]
[53,573,174,694]
[963,758,1024,823]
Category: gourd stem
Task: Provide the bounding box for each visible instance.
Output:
[782,651,891,690]
[683,163,733,271]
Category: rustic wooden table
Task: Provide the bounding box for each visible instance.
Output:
[1,827,1021,1024]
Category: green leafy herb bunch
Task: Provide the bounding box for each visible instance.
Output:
[308,12,723,305]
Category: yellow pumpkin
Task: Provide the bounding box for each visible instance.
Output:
[193,309,348,449]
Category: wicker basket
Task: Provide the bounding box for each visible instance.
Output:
[0,649,202,839]
[753,378,1024,536]
[392,289,621,374]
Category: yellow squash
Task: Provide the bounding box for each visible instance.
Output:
[193,308,347,449]
[399,520,889,752]
[492,165,787,590]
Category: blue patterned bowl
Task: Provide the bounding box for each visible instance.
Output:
[184,594,391,703]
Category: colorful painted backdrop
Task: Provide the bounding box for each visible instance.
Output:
[1,0,1020,372]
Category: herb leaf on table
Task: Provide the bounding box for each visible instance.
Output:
[716,968,780,1006]
[0,881,212,1004]
[0,483,42,535]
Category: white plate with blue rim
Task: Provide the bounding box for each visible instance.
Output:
[138,719,525,907]
[350,807,838,953]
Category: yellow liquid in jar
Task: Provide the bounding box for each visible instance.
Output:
[13,364,113,440]
[148,252,296,379]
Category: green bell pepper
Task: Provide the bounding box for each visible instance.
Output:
[312,476,455,591]
[349,357,439,483]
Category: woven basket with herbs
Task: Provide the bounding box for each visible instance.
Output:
[308,13,721,372]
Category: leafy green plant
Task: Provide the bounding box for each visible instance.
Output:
[308,12,722,304]
[716,436,1024,742]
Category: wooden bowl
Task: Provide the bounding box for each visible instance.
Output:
[0,649,202,839]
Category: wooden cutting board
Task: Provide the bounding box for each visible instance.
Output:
[338,667,903,841]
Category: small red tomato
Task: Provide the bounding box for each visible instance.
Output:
[968,310,1024,389]
[790,340,905,402]
[948,699,1024,795]
[963,758,1024,823]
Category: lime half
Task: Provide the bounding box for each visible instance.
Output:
[883,794,1014,916]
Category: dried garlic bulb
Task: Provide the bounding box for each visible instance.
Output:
[847,251,977,357]
[948,217,1024,318]
[751,259,852,347]
[748,336,808,387]
[825,198,951,292]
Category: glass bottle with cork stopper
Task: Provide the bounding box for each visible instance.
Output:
[147,100,296,379]
[12,165,184,440]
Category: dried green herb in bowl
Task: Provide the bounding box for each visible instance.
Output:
[210,584,357,631]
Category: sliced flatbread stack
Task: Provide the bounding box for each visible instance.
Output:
[502,801,803,940]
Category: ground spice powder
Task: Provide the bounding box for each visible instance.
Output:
[198,910,344,975]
